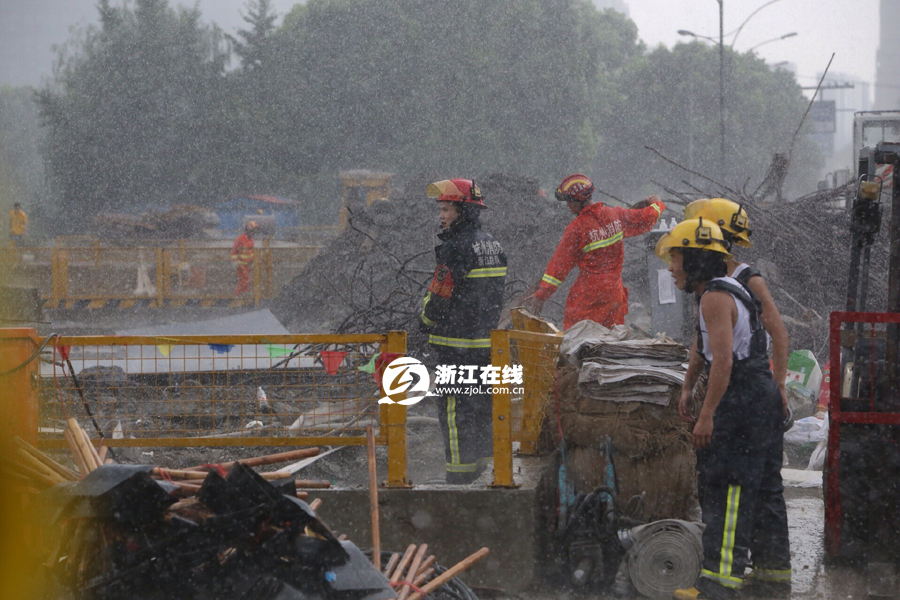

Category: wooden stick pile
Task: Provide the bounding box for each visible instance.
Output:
[357,424,489,600]
[378,545,489,600]
[3,419,331,501]
[1,436,80,490]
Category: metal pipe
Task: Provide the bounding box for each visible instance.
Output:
[885,154,900,410]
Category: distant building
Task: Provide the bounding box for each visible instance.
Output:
[875,0,900,109]
[593,0,629,17]
[809,72,872,167]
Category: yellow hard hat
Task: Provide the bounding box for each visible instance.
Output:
[683,198,752,247]
[654,218,732,264]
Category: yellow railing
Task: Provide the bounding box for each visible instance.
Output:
[1,242,323,308]
[13,330,410,486]
[491,327,562,487]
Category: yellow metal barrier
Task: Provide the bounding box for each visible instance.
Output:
[491,327,562,487]
[0,329,42,447]
[30,331,409,486]
[1,242,323,309]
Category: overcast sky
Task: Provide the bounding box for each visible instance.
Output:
[0,0,883,100]
[627,0,880,97]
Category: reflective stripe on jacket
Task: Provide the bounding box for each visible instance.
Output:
[535,200,664,302]
[231,233,254,265]
[421,220,506,349]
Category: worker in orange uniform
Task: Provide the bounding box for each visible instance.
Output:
[9,202,27,246]
[523,174,665,329]
[231,221,258,296]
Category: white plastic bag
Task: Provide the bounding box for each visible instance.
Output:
[784,415,827,445]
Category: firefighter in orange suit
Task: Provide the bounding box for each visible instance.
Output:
[231,221,258,295]
[524,174,665,329]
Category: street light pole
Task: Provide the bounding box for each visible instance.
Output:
[747,32,798,53]
[718,0,726,174]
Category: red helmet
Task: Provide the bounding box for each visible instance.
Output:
[555,174,594,203]
[246,220,259,231]
[426,178,487,208]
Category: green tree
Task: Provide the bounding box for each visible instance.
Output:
[596,42,820,197]
[37,0,231,214]
[270,0,642,181]
[0,86,47,219]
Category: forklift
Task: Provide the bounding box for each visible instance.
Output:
[827,142,900,595]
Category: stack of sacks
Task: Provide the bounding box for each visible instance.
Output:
[554,321,697,521]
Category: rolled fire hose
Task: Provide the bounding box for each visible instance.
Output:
[620,519,704,599]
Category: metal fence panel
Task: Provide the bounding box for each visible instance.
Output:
[39,334,391,450]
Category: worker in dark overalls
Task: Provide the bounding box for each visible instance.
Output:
[656,218,790,600]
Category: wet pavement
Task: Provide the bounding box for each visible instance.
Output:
[785,485,871,600]
[510,482,879,600]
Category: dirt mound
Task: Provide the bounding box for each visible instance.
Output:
[273,173,660,338]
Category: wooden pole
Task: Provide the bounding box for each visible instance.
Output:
[398,544,428,600]
[390,544,416,584]
[184,447,319,471]
[2,458,62,488]
[366,424,380,570]
[413,568,434,588]
[79,428,102,469]
[308,498,322,511]
[293,479,331,488]
[417,555,436,576]
[383,552,400,577]
[14,437,79,480]
[14,449,66,485]
[66,422,97,473]
[64,430,89,477]
[408,548,490,600]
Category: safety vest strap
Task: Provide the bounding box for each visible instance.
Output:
[697,279,767,361]
[734,266,762,287]
[581,232,623,253]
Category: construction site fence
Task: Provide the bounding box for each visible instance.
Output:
[0,241,324,308]
[1,329,409,487]
[490,328,562,487]
[0,326,562,489]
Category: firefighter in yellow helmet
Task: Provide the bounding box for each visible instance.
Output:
[682,198,789,415]
[657,219,790,600]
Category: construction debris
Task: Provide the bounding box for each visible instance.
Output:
[10,422,487,600]
[43,463,389,600]
[273,173,583,341]
[93,204,220,239]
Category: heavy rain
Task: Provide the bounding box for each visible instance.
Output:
[0,0,898,598]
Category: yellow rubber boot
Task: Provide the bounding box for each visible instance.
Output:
[672,587,703,600]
